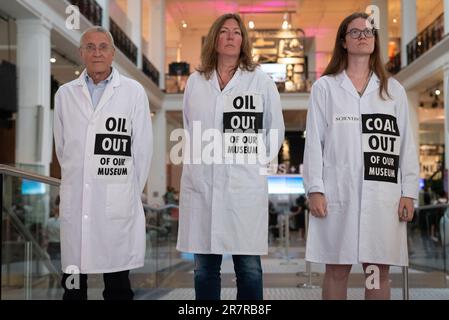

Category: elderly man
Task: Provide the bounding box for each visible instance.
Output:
[53,26,153,300]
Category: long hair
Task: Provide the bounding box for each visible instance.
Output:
[197,13,257,79]
[322,12,391,100]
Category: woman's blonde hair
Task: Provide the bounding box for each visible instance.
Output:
[197,13,257,79]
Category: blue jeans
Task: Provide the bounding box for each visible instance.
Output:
[193,254,263,300]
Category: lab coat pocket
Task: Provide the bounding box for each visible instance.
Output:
[323,166,350,207]
[59,185,71,221]
[106,184,134,219]
[229,164,265,193]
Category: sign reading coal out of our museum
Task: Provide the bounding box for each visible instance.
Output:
[93,116,132,180]
[362,114,400,184]
[223,93,263,159]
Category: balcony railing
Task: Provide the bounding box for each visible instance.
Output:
[165,71,317,94]
[109,19,137,65]
[407,13,445,65]
[68,0,102,26]
[142,55,160,87]
[386,52,401,75]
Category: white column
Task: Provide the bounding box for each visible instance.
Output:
[147,110,167,205]
[96,0,110,29]
[444,65,449,191]
[445,0,449,35]
[15,19,52,175]
[149,0,166,89]
[401,0,417,67]
[370,0,389,64]
[406,90,420,159]
[128,0,143,69]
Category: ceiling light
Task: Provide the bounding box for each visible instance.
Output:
[74,70,80,76]
[50,57,56,63]
[248,20,255,29]
[181,20,187,28]
[435,89,441,96]
[393,18,397,24]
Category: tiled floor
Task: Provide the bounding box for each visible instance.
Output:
[154,287,449,300]
[2,233,449,300]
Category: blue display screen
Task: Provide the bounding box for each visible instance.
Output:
[267,175,305,194]
[21,179,46,195]
[419,178,425,190]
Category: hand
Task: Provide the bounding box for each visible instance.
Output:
[308,193,327,218]
[398,197,414,222]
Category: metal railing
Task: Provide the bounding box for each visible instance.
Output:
[0,165,60,187]
[0,164,181,298]
[294,202,449,300]
[109,18,137,65]
[68,0,102,26]
[164,71,318,94]
[142,55,160,87]
[406,13,445,65]
[142,203,180,287]
[1,165,61,299]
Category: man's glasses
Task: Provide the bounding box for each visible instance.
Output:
[346,28,376,39]
[81,43,113,54]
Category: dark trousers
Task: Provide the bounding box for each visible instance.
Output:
[61,270,134,300]
[194,254,263,300]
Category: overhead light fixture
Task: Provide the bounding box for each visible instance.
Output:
[393,18,398,24]
[50,57,56,63]
[248,20,255,29]
[435,89,441,96]
[181,20,187,28]
[74,70,80,76]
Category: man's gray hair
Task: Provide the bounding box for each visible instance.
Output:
[80,26,115,48]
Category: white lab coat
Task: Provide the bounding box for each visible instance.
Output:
[54,68,153,273]
[176,68,285,255]
[303,71,419,266]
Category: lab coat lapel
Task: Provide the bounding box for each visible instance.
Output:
[77,70,94,119]
[339,70,360,99]
[209,68,242,93]
[221,68,241,93]
[363,72,380,96]
[210,71,221,92]
[95,68,120,114]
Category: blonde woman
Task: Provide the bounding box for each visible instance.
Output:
[176,13,285,300]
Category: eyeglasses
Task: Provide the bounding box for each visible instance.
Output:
[346,28,376,39]
[81,43,113,54]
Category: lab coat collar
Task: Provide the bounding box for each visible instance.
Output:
[338,69,380,99]
[210,67,242,93]
[77,67,120,88]
[77,67,121,115]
